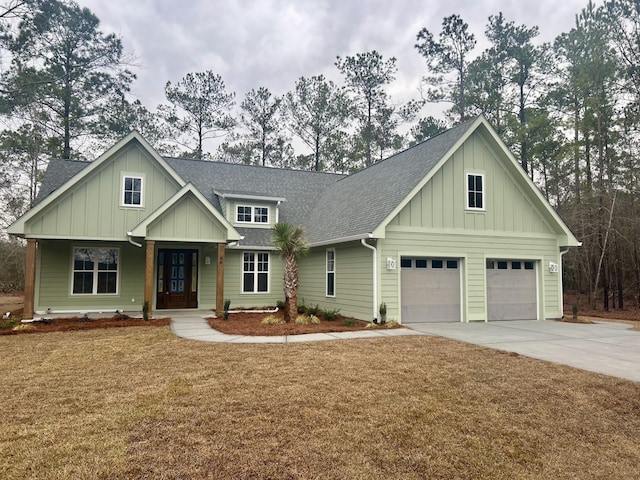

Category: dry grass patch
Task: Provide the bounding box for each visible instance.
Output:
[1,328,639,479]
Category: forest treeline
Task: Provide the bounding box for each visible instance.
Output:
[0,0,639,311]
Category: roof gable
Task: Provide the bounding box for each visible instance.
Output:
[130,183,240,241]
[8,132,186,236]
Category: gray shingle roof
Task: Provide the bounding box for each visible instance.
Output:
[33,118,478,246]
[304,117,477,243]
[35,158,90,204]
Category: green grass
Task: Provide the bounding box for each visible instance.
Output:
[1,327,639,479]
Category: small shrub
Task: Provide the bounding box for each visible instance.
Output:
[12,323,35,331]
[295,314,320,325]
[385,320,399,328]
[223,299,231,320]
[306,304,320,316]
[276,300,286,310]
[379,302,387,324]
[297,303,307,314]
[572,304,578,320]
[262,315,283,325]
[321,308,340,321]
[142,301,150,321]
[342,319,356,327]
[0,318,19,329]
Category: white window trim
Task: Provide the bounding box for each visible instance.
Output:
[326,248,336,297]
[241,251,270,294]
[236,205,270,224]
[120,173,145,208]
[71,246,120,296]
[465,172,485,211]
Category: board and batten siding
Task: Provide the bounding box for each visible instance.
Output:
[35,240,146,312]
[298,241,373,320]
[25,142,181,239]
[381,129,563,323]
[387,130,558,235]
[146,194,228,242]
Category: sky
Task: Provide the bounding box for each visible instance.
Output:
[81,0,596,125]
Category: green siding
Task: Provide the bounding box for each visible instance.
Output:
[25,142,181,239]
[298,241,373,320]
[381,226,561,323]
[227,200,278,229]
[381,130,564,323]
[389,130,555,235]
[36,240,145,312]
[222,249,284,309]
[147,194,228,242]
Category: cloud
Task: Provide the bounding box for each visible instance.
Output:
[84,0,593,118]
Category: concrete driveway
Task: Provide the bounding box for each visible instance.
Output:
[406,320,640,383]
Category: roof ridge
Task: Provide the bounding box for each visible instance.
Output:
[164,156,345,177]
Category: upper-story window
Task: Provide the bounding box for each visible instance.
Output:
[236,205,269,224]
[122,175,143,207]
[467,173,484,210]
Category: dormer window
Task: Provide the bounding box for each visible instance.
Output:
[236,205,269,224]
[122,174,144,207]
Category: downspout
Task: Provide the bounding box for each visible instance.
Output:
[127,231,142,248]
[361,237,378,322]
[559,246,570,318]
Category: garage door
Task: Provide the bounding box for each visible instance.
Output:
[487,260,537,320]
[401,258,461,323]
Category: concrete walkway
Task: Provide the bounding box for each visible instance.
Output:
[169,313,640,383]
[170,315,426,344]
[407,320,640,383]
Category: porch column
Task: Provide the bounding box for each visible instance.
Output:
[24,238,37,320]
[216,242,225,314]
[144,240,155,317]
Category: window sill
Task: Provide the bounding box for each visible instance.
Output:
[465,208,486,213]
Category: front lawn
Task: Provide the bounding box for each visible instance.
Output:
[1,327,639,479]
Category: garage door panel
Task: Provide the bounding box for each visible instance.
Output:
[401,259,460,323]
[487,261,537,321]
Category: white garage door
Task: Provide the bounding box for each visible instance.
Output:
[487,260,537,320]
[401,258,461,323]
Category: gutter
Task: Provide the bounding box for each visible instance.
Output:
[360,236,378,322]
[310,233,372,248]
[559,246,571,317]
[127,231,142,248]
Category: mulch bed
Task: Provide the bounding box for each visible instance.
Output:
[0,315,170,335]
[207,309,395,336]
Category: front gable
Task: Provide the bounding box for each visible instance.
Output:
[9,133,185,240]
[380,118,579,246]
[131,184,241,242]
[388,129,555,236]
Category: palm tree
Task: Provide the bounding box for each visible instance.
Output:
[272,222,309,322]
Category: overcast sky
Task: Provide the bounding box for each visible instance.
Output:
[82,0,597,121]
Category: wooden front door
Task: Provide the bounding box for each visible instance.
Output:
[156,249,198,309]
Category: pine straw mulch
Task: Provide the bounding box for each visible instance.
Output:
[0,314,170,335]
[207,309,398,336]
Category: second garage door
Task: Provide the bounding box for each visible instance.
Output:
[487,260,537,320]
[401,257,461,323]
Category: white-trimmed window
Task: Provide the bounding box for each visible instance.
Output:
[236,205,269,224]
[72,247,119,295]
[242,252,269,293]
[326,248,335,297]
[122,175,143,207]
[467,173,484,210]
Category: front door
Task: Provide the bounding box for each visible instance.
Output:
[156,249,198,309]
